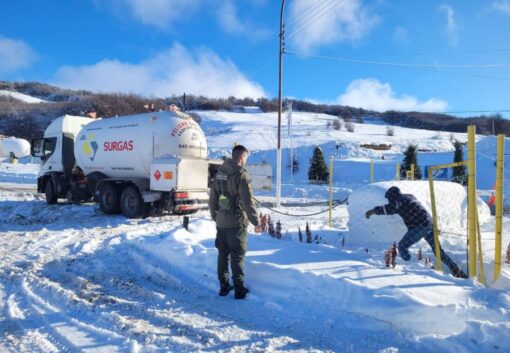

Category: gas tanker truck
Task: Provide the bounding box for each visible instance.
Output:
[31,111,210,218]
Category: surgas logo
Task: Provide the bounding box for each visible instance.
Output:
[103,140,134,152]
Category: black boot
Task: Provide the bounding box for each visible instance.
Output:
[219,282,234,296]
[234,285,249,300]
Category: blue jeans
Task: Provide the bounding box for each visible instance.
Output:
[398,227,460,273]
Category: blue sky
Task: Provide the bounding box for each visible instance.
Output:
[1,0,510,116]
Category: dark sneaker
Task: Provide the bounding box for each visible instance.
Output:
[234,286,249,300]
[452,267,468,279]
[219,283,234,296]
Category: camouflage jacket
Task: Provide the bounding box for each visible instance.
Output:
[209,159,259,228]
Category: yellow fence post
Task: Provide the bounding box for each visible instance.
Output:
[476,210,486,285]
[396,164,400,180]
[467,125,477,278]
[494,134,505,282]
[411,164,415,180]
[428,168,442,272]
[427,161,468,275]
[370,160,374,184]
[329,155,333,227]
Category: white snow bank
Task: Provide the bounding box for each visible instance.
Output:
[0,161,39,184]
[0,90,47,104]
[347,181,491,245]
[135,218,510,349]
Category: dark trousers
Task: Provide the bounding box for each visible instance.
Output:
[398,227,461,273]
[215,227,248,287]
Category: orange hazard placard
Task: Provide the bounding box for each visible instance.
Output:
[164,171,173,180]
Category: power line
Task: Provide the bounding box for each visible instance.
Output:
[188,0,347,109]
[285,50,510,69]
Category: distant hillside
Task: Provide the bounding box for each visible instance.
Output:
[0,81,508,141]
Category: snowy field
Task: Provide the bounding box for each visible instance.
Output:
[1,111,510,352]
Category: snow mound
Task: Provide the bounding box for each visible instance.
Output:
[0,90,47,104]
[347,181,491,245]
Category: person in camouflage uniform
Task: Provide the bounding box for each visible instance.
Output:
[209,145,261,299]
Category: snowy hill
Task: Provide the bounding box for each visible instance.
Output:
[1,111,510,352]
[0,89,47,104]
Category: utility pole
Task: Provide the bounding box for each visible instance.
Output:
[277,0,286,207]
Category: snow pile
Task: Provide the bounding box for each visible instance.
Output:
[0,89,47,103]
[334,159,398,184]
[0,158,39,185]
[347,181,491,245]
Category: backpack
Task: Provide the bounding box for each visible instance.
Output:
[214,171,239,213]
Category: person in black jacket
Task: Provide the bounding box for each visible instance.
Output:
[365,186,467,278]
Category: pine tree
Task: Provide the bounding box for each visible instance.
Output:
[452,140,467,185]
[298,227,303,242]
[276,221,282,239]
[308,146,329,183]
[400,144,422,180]
[305,222,312,243]
[290,155,299,174]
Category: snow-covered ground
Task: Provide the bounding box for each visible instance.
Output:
[0,90,47,104]
[1,112,510,352]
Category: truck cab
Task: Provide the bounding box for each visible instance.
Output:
[32,115,95,203]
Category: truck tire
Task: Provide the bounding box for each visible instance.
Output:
[87,171,106,199]
[45,179,58,204]
[120,186,146,219]
[99,182,120,214]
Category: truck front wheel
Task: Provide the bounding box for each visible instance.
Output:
[99,182,120,214]
[120,186,146,219]
[45,180,58,204]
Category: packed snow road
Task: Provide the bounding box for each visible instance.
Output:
[0,188,424,353]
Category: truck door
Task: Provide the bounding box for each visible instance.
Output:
[39,136,59,173]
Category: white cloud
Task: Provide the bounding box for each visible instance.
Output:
[216,0,244,34]
[287,0,379,52]
[393,26,409,43]
[0,35,36,73]
[338,78,448,112]
[492,0,510,15]
[214,0,270,40]
[104,0,201,29]
[438,5,459,46]
[54,43,266,99]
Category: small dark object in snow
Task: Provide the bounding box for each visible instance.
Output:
[391,241,398,268]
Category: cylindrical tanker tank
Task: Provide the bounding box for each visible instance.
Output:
[74,111,207,179]
[0,137,31,158]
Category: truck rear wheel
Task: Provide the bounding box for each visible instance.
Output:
[99,182,120,214]
[120,186,146,219]
[45,180,58,204]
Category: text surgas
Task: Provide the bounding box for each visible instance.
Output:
[104,140,134,152]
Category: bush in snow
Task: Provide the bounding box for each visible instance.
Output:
[386,126,395,136]
[452,140,467,185]
[333,119,341,130]
[400,144,422,180]
[345,121,355,132]
[308,146,329,183]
